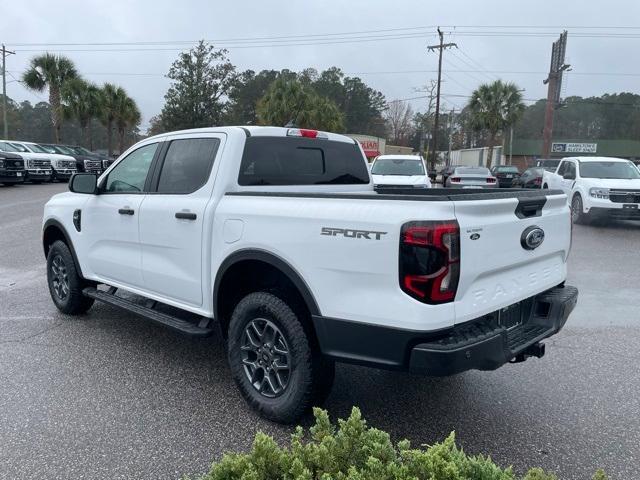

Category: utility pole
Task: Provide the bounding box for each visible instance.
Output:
[541,31,569,158]
[427,28,456,171]
[447,108,455,166]
[1,44,16,139]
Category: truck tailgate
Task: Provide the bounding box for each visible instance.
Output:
[453,192,570,324]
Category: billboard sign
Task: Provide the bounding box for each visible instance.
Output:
[347,134,385,158]
[552,142,597,154]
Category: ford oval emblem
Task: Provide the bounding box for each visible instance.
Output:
[521,226,545,250]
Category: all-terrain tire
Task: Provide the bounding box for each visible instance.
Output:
[227,291,334,424]
[46,240,94,315]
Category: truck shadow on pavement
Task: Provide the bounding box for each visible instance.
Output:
[44,300,632,478]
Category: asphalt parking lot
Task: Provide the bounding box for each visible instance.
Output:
[1,183,639,480]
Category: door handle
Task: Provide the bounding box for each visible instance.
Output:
[118,208,135,215]
[175,212,197,220]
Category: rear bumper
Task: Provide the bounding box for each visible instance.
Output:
[496,178,516,187]
[313,285,578,375]
[409,285,578,375]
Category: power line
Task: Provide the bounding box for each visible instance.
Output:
[448,50,495,83]
[7,26,439,46]
[10,24,640,47]
[453,47,499,81]
[12,32,439,52]
[12,26,640,53]
[9,68,640,78]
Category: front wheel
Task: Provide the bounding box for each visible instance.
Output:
[571,194,590,224]
[227,291,334,424]
[47,240,94,315]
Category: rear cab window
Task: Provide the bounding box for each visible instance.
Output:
[238,136,369,186]
[156,138,220,194]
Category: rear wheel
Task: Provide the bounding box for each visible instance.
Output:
[47,240,94,315]
[227,291,334,423]
[571,194,590,224]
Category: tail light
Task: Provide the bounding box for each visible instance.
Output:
[399,221,460,304]
[533,177,542,185]
[450,177,461,183]
[486,177,497,184]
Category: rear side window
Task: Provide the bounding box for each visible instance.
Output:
[238,137,369,186]
[557,161,567,175]
[156,138,220,194]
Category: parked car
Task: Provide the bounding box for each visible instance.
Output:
[535,159,561,172]
[439,165,458,185]
[444,166,498,188]
[43,126,577,423]
[0,150,26,185]
[511,167,544,189]
[0,140,52,183]
[490,165,521,188]
[543,156,640,223]
[370,155,431,188]
[8,140,76,182]
[40,143,102,175]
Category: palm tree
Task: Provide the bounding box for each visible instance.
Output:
[115,95,141,154]
[99,83,127,157]
[257,76,343,131]
[468,80,525,168]
[62,78,100,148]
[22,53,78,142]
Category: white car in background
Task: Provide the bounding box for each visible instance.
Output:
[543,156,640,223]
[370,155,431,188]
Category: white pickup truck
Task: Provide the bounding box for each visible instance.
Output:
[542,156,640,223]
[43,126,578,423]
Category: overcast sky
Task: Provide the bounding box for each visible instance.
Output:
[4,0,640,131]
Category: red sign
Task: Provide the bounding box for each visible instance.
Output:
[358,139,380,158]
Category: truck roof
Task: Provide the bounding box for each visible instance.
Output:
[145,126,357,144]
[374,154,423,161]
[563,156,629,163]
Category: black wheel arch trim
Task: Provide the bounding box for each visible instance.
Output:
[213,248,321,321]
[42,219,85,279]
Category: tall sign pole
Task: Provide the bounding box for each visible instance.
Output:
[541,31,569,158]
[1,44,16,139]
[427,28,456,170]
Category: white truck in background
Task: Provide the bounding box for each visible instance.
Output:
[43,126,578,423]
[370,154,432,189]
[543,156,640,223]
[0,140,52,183]
[9,140,77,182]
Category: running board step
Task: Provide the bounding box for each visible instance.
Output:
[83,287,214,337]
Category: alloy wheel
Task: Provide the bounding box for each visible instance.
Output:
[51,254,69,300]
[241,318,291,398]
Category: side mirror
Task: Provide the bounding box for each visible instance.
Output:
[69,173,98,194]
[562,172,575,180]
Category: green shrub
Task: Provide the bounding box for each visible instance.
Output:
[191,407,606,480]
